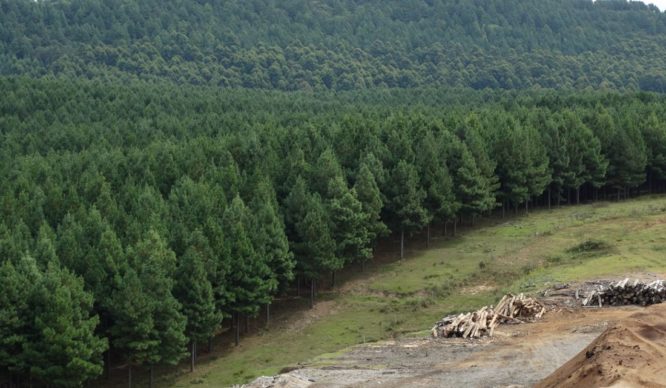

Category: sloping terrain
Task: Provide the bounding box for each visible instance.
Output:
[538,304,666,388]
[2,0,666,90]
[166,196,666,387]
[246,306,652,387]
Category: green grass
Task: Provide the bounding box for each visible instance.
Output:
[167,196,666,387]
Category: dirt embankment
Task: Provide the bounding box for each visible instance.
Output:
[538,303,666,388]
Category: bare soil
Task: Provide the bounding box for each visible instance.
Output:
[538,303,666,388]
[247,306,648,387]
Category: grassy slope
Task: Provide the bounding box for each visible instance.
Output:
[167,196,666,387]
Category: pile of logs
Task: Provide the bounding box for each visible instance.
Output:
[431,294,546,339]
[582,278,666,307]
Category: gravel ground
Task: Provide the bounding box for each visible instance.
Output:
[246,306,645,388]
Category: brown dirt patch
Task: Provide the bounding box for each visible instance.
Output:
[460,284,497,295]
[537,303,666,388]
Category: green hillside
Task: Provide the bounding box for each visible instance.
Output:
[2,0,666,90]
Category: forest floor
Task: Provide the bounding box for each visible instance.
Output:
[130,196,666,387]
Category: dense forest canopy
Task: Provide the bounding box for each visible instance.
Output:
[2,0,666,90]
[4,0,666,386]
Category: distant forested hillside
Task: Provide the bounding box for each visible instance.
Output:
[2,0,666,90]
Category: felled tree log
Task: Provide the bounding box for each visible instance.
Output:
[431,293,546,339]
[581,279,666,307]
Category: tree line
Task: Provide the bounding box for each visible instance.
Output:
[1,78,666,386]
[2,0,666,90]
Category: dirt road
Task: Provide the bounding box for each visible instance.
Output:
[251,307,646,387]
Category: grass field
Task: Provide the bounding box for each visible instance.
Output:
[163,196,666,387]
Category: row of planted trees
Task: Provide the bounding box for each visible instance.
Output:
[2,80,666,387]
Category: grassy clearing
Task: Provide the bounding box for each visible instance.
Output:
[168,196,666,387]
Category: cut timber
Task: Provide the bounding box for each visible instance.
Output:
[431,293,546,339]
[580,279,666,308]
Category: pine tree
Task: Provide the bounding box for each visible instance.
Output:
[460,114,500,200]
[248,174,294,293]
[327,176,371,266]
[541,114,569,207]
[493,121,530,212]
[641,113,666,191]
[310,148,344,197]
[174,231,221,372]
[0,259,34,382]
[606,125,647,197]
[108,267,157,387]
[223,196,276,344]
[449,142,495,223]
[294,194,337,307]
[354,162,388,261]
[23,261,108,387]
[283,176,311,244]
[524,124,552,211]
[132,231,188,373]
[385,160,428,259]
[416,131,457,243]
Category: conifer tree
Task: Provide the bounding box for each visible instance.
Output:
[223,196,276,345]
[541,114,569,207]
[421,131,459,237]
[449,142,495,225]
[108,268,156,387]
[310,148,345,197]
[24,261,107,387]
[0,259,33,382]
[641,113,666,192]
[132,231,187,378]
[248,174,294,293]
[294,194,337,307]
[385,160,428,259]
[524,124,551,211]
[327,176,371,267]
[354,162,388,262]
[606,125,647,197]
[460,114,500,201]
[174,230,221,372]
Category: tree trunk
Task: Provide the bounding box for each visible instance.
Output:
[190,341,195,372]
[426,223,430,248]
[297,276,301,297]
[149,366,154,388]
[502,201,506,218]
[234,313,240,346]
[208,337,213,353]
[400,228,405,259]
[245,314,249,334]
[128,365,132,388]
[443,221,447,236]
[266,303,270,328]
[310,279,315,309]
[617,188,621,201]
[525,199,529,215]
[105,349,111,379]
[453,219,457,236]
[331,271,336,288]
[576,187,580,204]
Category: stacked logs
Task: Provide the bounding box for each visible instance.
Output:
[582,278,666,307]
[431,294,546,339]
